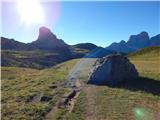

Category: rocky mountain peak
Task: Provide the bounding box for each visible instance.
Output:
[106,31,160,53]
[127,31,150,49]
[39,26,51,33]
[119,40,126,44]
[38,26,57,40]
[140,31,149,37]
[129,31,149,41]
[29,26,70,52]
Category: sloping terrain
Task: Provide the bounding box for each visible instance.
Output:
[129,46,160,79]
[1,58,97,120]
[1,50,71,69]
[2,28,114,69]
[61,47,160,120]
[67,46,160,120]
[1,59,80,120]
[2,46,160,120]
[1,27,72,69]
[1,27,98,69]
[1,46,113,69]
[1,37,35,50]
[1,47,101,69]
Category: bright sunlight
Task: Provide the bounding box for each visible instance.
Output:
[16,0,44,26]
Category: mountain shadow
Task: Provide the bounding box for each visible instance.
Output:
[84,47,116,58]
[88,77,160,96]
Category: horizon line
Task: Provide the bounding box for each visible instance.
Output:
[1,30,159,46]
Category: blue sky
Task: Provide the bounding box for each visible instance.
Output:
[1,1,160,47]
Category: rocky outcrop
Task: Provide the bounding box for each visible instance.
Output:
[88,54,138,85]
[127,31,150,49]
[30,27,70,53]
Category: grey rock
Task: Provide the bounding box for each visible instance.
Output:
[88,54,138,85]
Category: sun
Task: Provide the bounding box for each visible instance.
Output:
[16,0,44,26]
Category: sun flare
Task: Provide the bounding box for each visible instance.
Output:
[16,0,44,26]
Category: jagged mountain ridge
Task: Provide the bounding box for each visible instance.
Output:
[1,26,114,57]
[1,27,98,54]
[1,27,70,53]
[1,27,160,69]
[106,31,160,53]
[1,27,114,69]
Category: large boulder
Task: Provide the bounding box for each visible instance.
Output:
[88,54,138,85]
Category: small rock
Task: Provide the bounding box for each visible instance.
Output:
[48,85,57,89]
[40,96,52,102]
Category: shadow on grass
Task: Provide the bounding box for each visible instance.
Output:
[88,77,160,96]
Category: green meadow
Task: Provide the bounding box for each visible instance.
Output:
[1,47,160,120]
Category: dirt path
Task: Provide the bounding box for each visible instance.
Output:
[43,79,82,120]
[68,91,80,112]
[44,102,59,120]
[83,85,97,120]
[68,79,81,112]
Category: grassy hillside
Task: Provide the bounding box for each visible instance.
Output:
[129,46,160,80]
[1,59,80,120]
[2,46,160,120]
[1,48,95,69]
[1,50,71,69]
[67,47,160,120]
[128,46,160,57]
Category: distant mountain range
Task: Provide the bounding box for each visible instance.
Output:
[1,27,114,69]
[1,27,159,69]
[2,27,159,54]
[1,26,115,57]
[2,27,70,53]
[1,27,99,53]
[106,31,160,53]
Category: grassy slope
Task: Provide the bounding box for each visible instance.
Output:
[2,46,160,120]
[129,46,160,80]
[1,46,91,69]
[1,50,69,69]
[1,59,80,120]
[69,46,160,120]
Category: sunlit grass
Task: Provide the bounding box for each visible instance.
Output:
[65,47,160,120]
[129,46,160,80]
[1,59,80,120]
[2,46,160,120]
